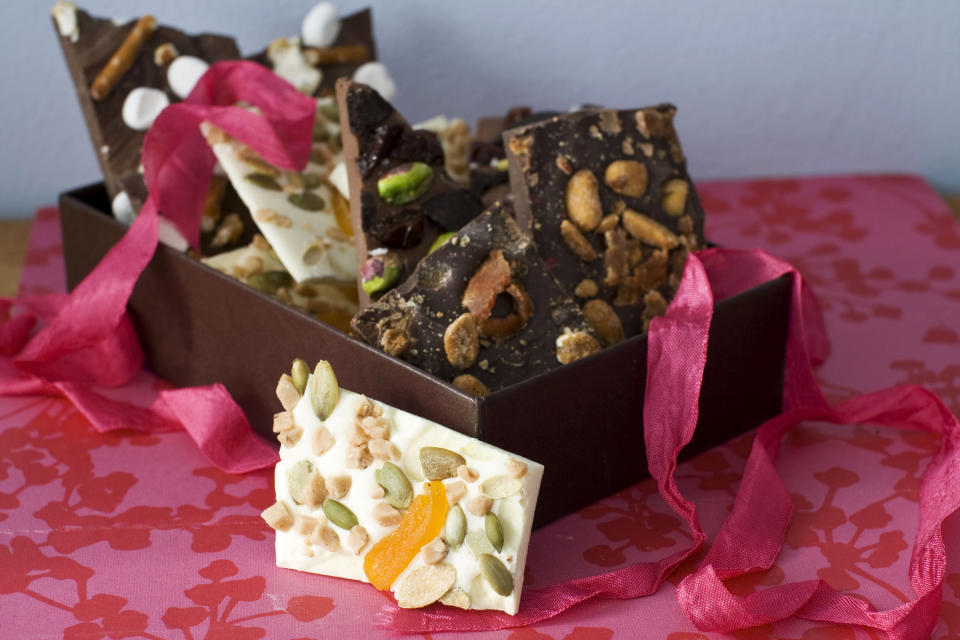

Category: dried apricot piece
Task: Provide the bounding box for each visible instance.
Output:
[363,481,448,590]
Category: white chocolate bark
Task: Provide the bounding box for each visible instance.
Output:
[201,100,354,284]
[268,368,543,615]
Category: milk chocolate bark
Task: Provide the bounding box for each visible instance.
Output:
[336,79,485,307]
[249,9,376,98]
[52,5,240,212]
[351,203,601,395]
[503,106,705,339]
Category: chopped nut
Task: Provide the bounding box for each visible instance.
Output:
[597,213,620,234]
[346,525,369,554]
[369,438,400,461]
[277,427,303,448]
[370,483,386,499]
[360,416,390,440]
[346,422,369,447]
[255,208,293,228]
[555,154,573,175]
[560,220,598,262]
[325,473,351,499]
[603,228,630,288]
[556,330,602,365]
[622,210,680,249]
[345,445,373,470]
[465,495,493,517]
[457,465,479,483]
[452,374,490,397]
[251,234,270,251]
[312,425,335,456]
[422,537,448,564]
[275,374,301,412]
[445,480,467,504]
[272,411,294,433]
[356,397,375,418]
[642,290,669,330]
[261,501,293,531]
[565,170,603,232]
[574,279,599,298]
[505,458,528,478]
[380,328,411,357]
[604,160,648,198]
[240,255,264,278]
[295,515,319,536]
[661,179,689,216]
[210,213,243,249]
[583,299,625,347]
[310,522,340,552]
[443,313,480,369]
[372,501,402,527]
[153,42,179,66]
[301,471,327,508]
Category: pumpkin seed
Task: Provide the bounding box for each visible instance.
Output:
[248,270,293,294]
[464,529,495,559]
[309,360,339,420]
[484,512,504,552]
[443,504,466,550]
[322,498,357,530]
[394,563,457,609]
[479,554,513,596]
[302,172,323,190]
[291,358,310,395]
[480,475,522,500]
[288,192,326,211]
[419,447,466,480]
[375,462,412,510]
[245,172,282,191]
[286,459,314,505]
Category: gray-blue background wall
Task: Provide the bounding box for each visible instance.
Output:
[2,0,958,217]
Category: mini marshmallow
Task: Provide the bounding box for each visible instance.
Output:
[111,191,137,226]
[121,87,169,131]
[267,38,321,95]
[158,217,190,252]
[167,55,209,99]
[302,2,341,48]
[329,161,349,200]
[352,62,396,102]
[51,1,79,42]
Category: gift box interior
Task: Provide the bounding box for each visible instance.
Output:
[60,182,791,526]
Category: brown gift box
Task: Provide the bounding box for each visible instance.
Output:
[60,183,791,526]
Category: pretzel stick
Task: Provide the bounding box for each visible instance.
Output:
[90,15,157,101]
[303,44,370,66]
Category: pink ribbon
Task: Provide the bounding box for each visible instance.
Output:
[0,61,316,474]
[381,248,958,639]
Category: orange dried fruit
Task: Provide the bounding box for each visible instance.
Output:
[363,481,448,591]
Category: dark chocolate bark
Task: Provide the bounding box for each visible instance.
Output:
[53,8,240,212]
[503,105,706,339]
[247,9,376,98]
[351,203,600,394]
[336,79,485,307]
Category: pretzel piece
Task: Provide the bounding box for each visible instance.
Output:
[90,15,158,101]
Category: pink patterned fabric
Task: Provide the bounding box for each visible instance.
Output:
[1,174,959,640]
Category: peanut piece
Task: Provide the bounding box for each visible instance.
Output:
[443,313,480,369]
[583,299,625,347]
[574,279,599,298]
[445,480,467,505]
[261,501,293,531]
[369,438,400,461]
[312,425,335,456]
[604,160,648,198]
[565,170,603,232]
[346,525,369,555]
[422,537,448,564]
[662,179,689,216]
[310,522,340,552]
[345,445,373,470]
[622,210,679,249]
[372,501,402,527]
[560,220,598,262]
[295,515,318,537]
[276,374,301,412]
[457,465,479,483]
[465,495,493,517]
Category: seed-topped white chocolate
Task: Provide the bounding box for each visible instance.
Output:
[201,99,355,284]
[264,360,544,615]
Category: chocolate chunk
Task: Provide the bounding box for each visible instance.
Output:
[503,105,706,339]
[352,203,600,393]
[52,7,241,214]
[337,79,484,307]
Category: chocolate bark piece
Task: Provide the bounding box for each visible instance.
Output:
[351,203,600,393]
[336,79,485,307]
[503,105,706,339]
[248,9,376,98]
[52,5,241,212]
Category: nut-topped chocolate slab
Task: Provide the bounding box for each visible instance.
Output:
[336,79,485,307]
[248,8,377,98]
[503,105,706,340]
[51,3,241,213]
[351,202,601,395]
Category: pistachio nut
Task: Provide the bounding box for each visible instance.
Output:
[444,504,467,550]
[479,554,514,596]
[360,253,403,297]
[286,459,314,505]
[419,446,466,480]
[322,498,358,530]
[484,512,504,553]
[309,360,339,420]
[248,270,293,294]
[291,358,310,395]
[428,231,456,255]
[375,462,413,510]
[377,162,434,205]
